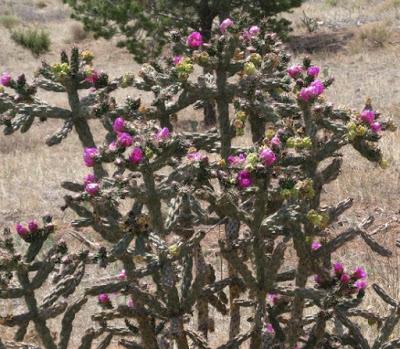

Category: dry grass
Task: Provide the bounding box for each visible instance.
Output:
[1,0,400,346]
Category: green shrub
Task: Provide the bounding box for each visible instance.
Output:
[0,15,20,29]
[11,27,50,56]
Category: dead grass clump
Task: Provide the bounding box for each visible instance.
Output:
[0,15,20,29]
[36,1,48,9]
[69,22,88,43]
[357,21,393,48]
[10,26,51,56]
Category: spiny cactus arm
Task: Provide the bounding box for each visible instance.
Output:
[314,228,360,257]
[46,119,74,146]
[216,329,254,349]
[0,287,25,298]
[0,301,66,327]
[335,310,370,349]
[315,217,392,258]
[182,128,220,152]
[58,296,88,349]
[382,339,400,349]
[346,308,384,324]
[0,340,40,349]
[315,157,342,188]
[372,306,400,349]
[359,230,392,257]
[260,204,302,235]
[373,284,397,307]
[302,311,329,348]
[185,329,210,349]
[118,339,144,349]
[16,270,57,349]
[34,77,66,92]
[41,259,86,309]
[219,240,257,289]
[324,197,354,224]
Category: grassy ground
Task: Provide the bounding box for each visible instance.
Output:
[1,0,400,347]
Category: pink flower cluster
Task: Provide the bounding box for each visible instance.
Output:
[113,117,125,133]
[315,262,368,294]
[311,241,322,251]
[227,153,246,167]
[259,148,277,167]
[1,72,11,87]
[237,170,252,188]
[155,127,170,141]
[267,292,280,305]
[187,32,203,48]
[98,293,111,305]
[85,69,100,85]
[241,25,260,40]
[299,80,325,102]
[83,147,99,167]
[116,132,133,148]
[187,150,207,162]
[220,18,234,33]
[173,55,183,65]
[129,147,144,165]
[84,174,99,196]
[287,65,320,79]
[16,220,39,238]
[360,109,381,133]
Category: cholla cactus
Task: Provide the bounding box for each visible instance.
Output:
[1,19,399,349]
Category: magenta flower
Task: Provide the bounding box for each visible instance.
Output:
[299,87,313,102]
[84,174,97,185]
[220,18,234,33]
[187,151,206,162]
[85,69,99,84]
[360,110,375,124]
[333,262,344,275]
[340,273,350,284]
[129,147,144,165]
[299,80,325,102]
[287,65,303,79]
[116,132,133,148]
[241,31,252,41]
[127,297,135,308]
[98,293,110,304]
[237,170,252,188]
[108,141,118,151]
[173,55,183,65]
[1,72,11,87]
[311,241,321,251]
[118,269,127,281]
[267,293,280,305]
[310,80,325,95]
[28,220,38,233]
[249,25,260,36]
[83,147,99,167]
[260,148,276,167]
[155,127,170,141]
[187,32,203,48]
[271,135,281,147]
[355,279,367,290]
[265,323,275,335]
[16,224,28,237]
[85,182,100,196]
[227,153,246,166]
[371,122,382,133]
[307,66,320,77]
[353,267,367,280]
[113,117,125,133]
